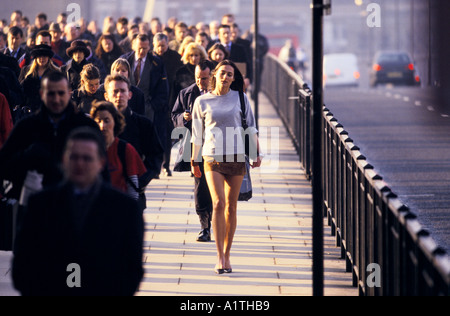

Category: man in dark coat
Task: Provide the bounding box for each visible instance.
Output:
[121,34,169,177]
[153,32,184,176]
[0,71,99,200]
[120,34,169,121]
[152,32,183,96]
[104,74,163,190]
[216,24,251,84]
[171,61,214,242]
[12,127,144,296]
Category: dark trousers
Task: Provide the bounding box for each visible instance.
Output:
[152,110,170,171]
[163,118,173,170]
[195,163,213,229]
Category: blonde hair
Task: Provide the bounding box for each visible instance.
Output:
[178,36,194,56]
[25,57,59,79]
[111,58,131,78]
[180,42,207,65]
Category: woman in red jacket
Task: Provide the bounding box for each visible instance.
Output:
[90,101,146,207]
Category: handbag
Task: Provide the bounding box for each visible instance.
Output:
[238,91,253,202]
[173,127,192,172]
[239,156,253,201]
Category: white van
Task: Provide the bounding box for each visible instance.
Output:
[323,53,360,87]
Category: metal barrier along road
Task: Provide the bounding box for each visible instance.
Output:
[261,53,450,296]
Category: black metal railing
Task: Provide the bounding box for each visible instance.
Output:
[261,53,450,296]
[262,54,312,180]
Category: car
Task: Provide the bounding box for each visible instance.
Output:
[370,51,421,87]
[323,53,360,88]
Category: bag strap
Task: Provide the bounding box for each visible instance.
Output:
[238,91,259,159]
[238,90,248,130]
[117,139,140,193]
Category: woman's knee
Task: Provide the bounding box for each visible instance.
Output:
[213,198,226,212]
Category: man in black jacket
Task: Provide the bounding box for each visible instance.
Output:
[0,71,99,200]
[153,32,184,176]
[104,74,163,192]
[216,24,251,86]
[121,34,169,177]
[12,127,144,296]
[171,61,214,242]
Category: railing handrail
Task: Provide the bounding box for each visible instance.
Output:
[265,53,309,89]
[261,53,450,296]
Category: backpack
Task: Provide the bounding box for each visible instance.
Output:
[117,139,146,212]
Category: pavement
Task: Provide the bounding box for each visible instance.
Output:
[0,93,357,296]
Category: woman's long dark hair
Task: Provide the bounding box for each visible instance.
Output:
[95,34,123,59]
[90,100,126,137]
[211,60,245,92]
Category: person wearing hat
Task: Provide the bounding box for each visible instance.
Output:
[19,44,60,113]
[61,40,92,91]
[18,30,66,69]
[49,22,70,62]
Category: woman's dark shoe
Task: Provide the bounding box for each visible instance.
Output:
[224,258,232,273]
[215,267,225,274]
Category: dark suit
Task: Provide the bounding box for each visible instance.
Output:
[121,52,169,173]
[2,47,26,62]
[12,180,144,296]
[154,49,183,95]
[121,52,169,120]
[234,38,253,82]
[214,41,252,81]
[229,42,252,81]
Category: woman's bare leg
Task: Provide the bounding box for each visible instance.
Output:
[205,171,227,270]
[223,174,244,270]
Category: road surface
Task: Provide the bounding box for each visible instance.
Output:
[324,85,450,253]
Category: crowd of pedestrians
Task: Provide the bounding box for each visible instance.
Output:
[0,9,268,295]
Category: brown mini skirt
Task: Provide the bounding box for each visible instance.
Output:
[203,155,246,176]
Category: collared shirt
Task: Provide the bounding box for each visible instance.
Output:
[134,54,147,80]
[220,41,232,53]
[7,47,19,59]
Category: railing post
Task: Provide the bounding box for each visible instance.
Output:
[253,0,259,130]
[312,0,325,296]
